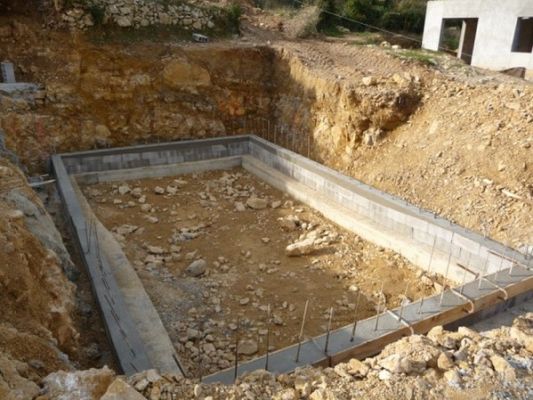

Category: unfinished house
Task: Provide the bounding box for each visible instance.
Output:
[422,0,533,79]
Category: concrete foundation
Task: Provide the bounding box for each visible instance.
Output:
[51,135,533,378]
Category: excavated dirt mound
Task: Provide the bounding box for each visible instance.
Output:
[35,313,533,400]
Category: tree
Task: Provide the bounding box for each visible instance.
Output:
[342,0,386,30]
[316,0,338,31]
[382,0,426,33]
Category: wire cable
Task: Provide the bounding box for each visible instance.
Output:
[289,0,474,58]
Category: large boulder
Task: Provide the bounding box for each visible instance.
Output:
[162,59,211,88]
[376,335,440,373]
[100,378,146,400]
[39,367,116,400]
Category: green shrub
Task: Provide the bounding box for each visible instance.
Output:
[315,0,428,35]
[225,3,242,34]
[342,0,386,29]
[440,21,462,50]
[382,0,426,33]
[315,0,338,31]
[88,4,105,26]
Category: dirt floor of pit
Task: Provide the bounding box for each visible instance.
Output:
[83,167,448,377]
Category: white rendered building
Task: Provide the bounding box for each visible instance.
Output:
[422,0,533,78]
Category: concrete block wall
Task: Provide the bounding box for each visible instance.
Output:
[57,135,529,282]
[53,134,531,378]
[247,137,528,280]
[51,155,153,374]
[60,137,249,174]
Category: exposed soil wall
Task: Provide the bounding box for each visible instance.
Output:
[271,45,422,165]
[0,35,273,169]
[0,21,419,173]
[0,159,77,397]
[0,157,115,397]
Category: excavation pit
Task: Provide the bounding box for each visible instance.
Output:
[82,167,445,377]
[51,135,533,382]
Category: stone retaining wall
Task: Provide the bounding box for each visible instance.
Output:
[61,0,221,31]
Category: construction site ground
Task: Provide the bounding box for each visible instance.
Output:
[0,1,531,399]
[83,167,445,376]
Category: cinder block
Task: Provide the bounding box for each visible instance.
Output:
[212,144,227,156]
[453,234,479,253]
[121,152,141,167]
[427,223,454,242]
[83,156,102,171]
[467,254,486,272]
[396,223,413,238]
[387,208,406,224]
[390,220,406,234]
[406,216,429,233]
[450,244,463,259]
[435,236,453,254]
[352,194,370,211]
[1,62,16,83]
[413,228,434,245]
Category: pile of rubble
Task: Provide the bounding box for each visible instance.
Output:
[33,313,533,399]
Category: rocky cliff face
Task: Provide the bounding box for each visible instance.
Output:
[271,45,422,166]
[0,28,276,170]
[0,22,419,174]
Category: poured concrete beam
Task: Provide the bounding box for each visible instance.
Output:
[72,180,184,374]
